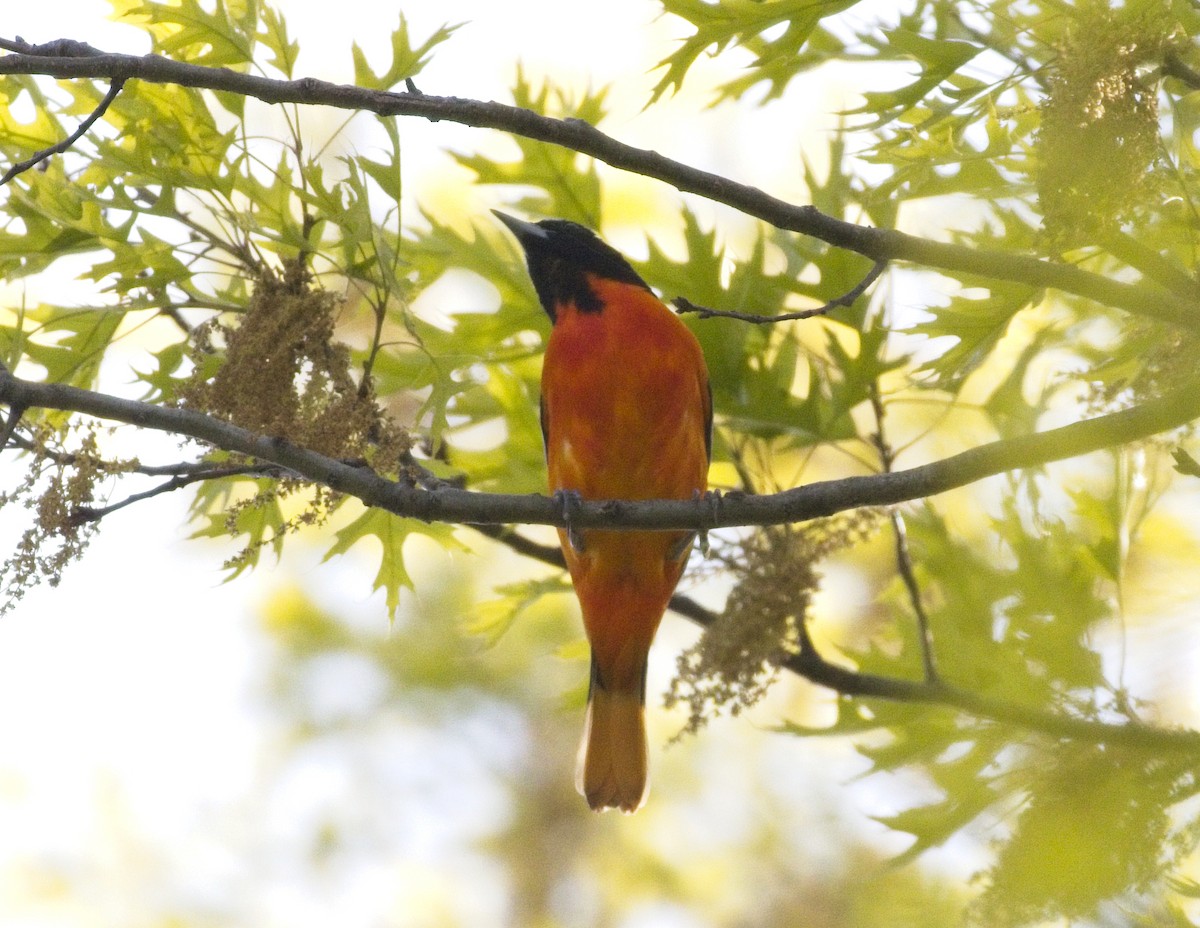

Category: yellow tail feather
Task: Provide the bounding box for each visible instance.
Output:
[576,684,648,813]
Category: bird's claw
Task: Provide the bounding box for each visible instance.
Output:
[668,489,725,562]
[554,488,587,554]
[696,488,726,557]
[701,487,724,515]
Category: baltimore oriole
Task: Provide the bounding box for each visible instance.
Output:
[495,212,712,812]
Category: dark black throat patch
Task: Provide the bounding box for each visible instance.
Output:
[514,219,650,321]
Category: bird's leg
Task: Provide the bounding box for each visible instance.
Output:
[697,488,726,557]
[554,488,587,554]
[667,531,697,563]
[668,488,723,562]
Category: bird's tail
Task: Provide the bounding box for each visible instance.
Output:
[575,654,648,813]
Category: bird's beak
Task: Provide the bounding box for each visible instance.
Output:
[492,209,546,244]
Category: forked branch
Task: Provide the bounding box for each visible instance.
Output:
[0,76,125,185]
[674,261,887,324]
[469,525,1200,754]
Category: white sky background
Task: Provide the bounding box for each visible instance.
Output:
[0,3,922,926]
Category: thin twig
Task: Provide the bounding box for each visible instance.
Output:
[890,512,938,681]
[0,403,24,453]
[469,522,564,566]
[1100,231,1200,299]
[1164,52,1200,91]
[0,360,21,452]
[870,383,938,683]
[675,260,887,324]
[70,465,279,523]
[947,9,1048,91]
[158,305,194,336]
[1,428,286,480]
[0,77,125,186]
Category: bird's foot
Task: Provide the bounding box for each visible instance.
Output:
[696,488,727,557]
[554,488,587,554]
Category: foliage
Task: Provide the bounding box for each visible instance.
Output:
[4,0,1200,923]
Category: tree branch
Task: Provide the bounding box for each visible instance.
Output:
[0,42,1196,328]
[69,464,287,524]
[0,76,124,185]
[0,397,24,454]
[1100,230,1200,300]
[466,525,1200,753]
[869,383,938,684]
[779,644,1200,753]
[0,35,1194,789]
[3,366,1199,532]
[674,260,887,324]
[1164,52,1200,91]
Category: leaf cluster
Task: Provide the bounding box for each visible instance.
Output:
[0,0,462,613]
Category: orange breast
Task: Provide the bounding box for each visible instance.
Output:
[540,276,710,676]
[541,276,709,506]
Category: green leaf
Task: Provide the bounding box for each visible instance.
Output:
[977,747,1173,925]
[467,576,573,645]
[359,153,402,204]
[259,5,299,77]
[911,279,1038,388]
[113,0,258,69]
[325,507,414,620]
[0,77,65,153]
[652,0,864,103]
[456,70,606,226]
[848,31,981,125]
[188,476,288,579]
[133,341,189,401]
[19,306,126,389]
[351,15,461,91]
[1173,448,1200,479]
[325,508,465,621]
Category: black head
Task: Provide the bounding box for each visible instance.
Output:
[494,211,650,321]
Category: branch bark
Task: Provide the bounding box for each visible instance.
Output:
[3,366,1199,532]
[1,41,1196,329]
[0,75,124,185]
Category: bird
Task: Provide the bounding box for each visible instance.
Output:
[494,211,711,812]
